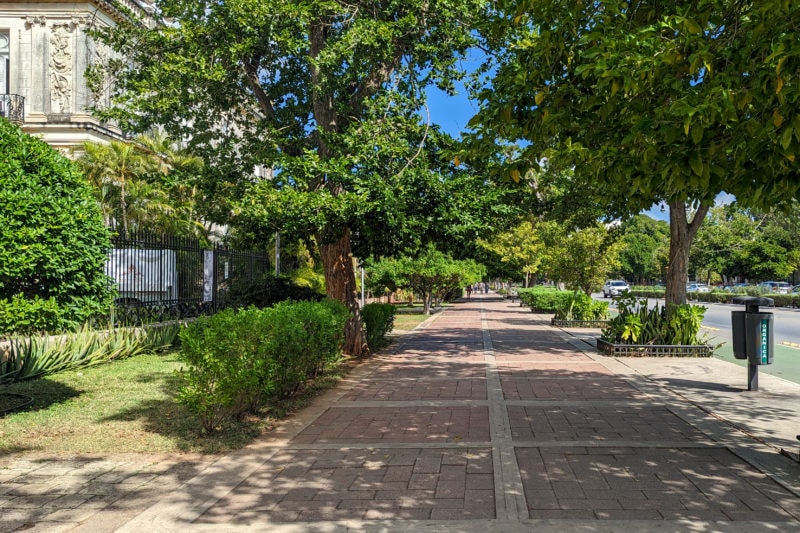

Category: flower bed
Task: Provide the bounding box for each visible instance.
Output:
[597,338,713,357]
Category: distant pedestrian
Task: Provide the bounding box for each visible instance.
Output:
[466,285,472,300]
[483,282,489,294]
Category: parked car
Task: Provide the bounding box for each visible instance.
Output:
[686,283,711,293]
[602,280,630,297]
[758,281,792,294]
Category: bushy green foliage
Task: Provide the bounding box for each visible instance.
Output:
[0,295,67,337]
[265,299,349,398]
[366,247,486,314]
[226,274,323,309]
[0,119,112,335]
[362,303,397,351]
[518,287,608,320]
[601,295,707,346]
[517,287,571,313]
[176,308,269,431]
[176,300,349,432]
[553,292,609,321]
[629,286,666,299]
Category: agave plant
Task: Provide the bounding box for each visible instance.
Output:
[0,323,178,384]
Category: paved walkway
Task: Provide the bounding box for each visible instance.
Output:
[2,294,800,532]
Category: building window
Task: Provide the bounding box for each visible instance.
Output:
[0,31,9,95]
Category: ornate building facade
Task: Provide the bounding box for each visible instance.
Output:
[0,1,153,152]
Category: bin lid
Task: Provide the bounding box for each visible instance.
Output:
[732,295,774,306]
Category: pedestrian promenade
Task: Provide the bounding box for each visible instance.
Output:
[2,293,800,532]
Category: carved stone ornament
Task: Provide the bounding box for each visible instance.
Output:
[49,24,73,114]
[24,16,47,29]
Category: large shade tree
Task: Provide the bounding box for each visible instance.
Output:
[91,0,487,355]
[471,0,800,306]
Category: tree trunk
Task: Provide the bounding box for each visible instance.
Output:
[319,228,367,357]
[665,200,710,307]
[422,291,432,315]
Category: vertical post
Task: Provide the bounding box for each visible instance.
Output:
[360,265,365,308]
[748,363,758,392]
[274,232,280,277]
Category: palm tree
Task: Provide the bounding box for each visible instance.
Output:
[77,140,147,238]
[77,134,211,241]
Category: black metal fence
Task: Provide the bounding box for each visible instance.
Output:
[107,233,269,324]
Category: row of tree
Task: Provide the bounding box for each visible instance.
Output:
[366,246,486,314]
[484,208,800,292]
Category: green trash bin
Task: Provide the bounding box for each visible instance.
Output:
[745,312,774,366]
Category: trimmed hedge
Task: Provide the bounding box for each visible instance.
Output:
[176,299,349,432]
[362,303,396,351]
[629,286,800,308]
[517,287,571,313]
[518,287,609,320]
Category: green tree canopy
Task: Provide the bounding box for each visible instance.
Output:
[616,215,670,284]
[77,135,212,242]
[690,204,800,283]
[367,247,485,314]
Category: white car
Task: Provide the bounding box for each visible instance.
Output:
[759,281,792,294]
[602,280,630,297]
[686,283,711,293]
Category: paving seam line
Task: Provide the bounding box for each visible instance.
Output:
[481,302,529,521]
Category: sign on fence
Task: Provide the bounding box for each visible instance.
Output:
[105,249,178,301]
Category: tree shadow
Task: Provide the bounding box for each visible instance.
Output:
[0,378,82,415]
[98,372,265,454]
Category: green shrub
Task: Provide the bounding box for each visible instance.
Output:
[264,299,349,399]
[225,274,323,309]
[629,287,666,299]
[362,303,397,351]
[176,308,273,432]
[517,287,572,313]
[176,300,350,432]
[554,292,609,321]
[0,294,69,336]
[0,119,112,335]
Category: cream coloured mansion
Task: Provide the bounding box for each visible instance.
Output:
[0,0,154,152]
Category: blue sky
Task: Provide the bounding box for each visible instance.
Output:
[425,85,477,138]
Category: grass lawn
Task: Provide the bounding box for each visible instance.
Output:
[0,352,346,455]
[392,312,433,332]
[0,315,430,456]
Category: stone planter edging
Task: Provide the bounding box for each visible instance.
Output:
[551,318,611,329]
[596,338,713,357]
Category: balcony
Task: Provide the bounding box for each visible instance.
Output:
[0,94,24,124]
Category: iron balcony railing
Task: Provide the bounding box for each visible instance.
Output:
[0,94,24,124]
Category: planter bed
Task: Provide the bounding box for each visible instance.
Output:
[597,338,713,357]
[551,318,611,328]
